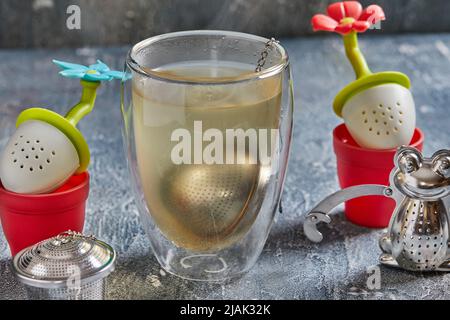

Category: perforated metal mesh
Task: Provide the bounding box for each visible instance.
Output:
[13,231,115,300]
[392,199,448,271]
[164,163,260,236]
[25,279,106,300]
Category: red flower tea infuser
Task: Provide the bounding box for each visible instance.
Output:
[311,1,424,228]
[312,1,416,149]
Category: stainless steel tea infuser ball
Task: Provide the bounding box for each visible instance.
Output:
[13,230,116,300]
[304,146,450,272]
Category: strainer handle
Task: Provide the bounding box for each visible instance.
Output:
[304,184,392,243]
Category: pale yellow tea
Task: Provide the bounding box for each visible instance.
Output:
[132,61,282,251]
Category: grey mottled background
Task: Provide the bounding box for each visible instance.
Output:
[1,0,450,48]
[1,33,450,299]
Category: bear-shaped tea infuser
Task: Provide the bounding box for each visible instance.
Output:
[0,59,127,194]
[304,146,450,271]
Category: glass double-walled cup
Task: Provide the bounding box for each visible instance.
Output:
[121,30,293,281]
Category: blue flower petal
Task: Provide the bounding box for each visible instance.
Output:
[59,69,87,78]
[54,59,127,82]
[103,70,127,80]
[83,73,112,82]
[89,60,110,73]
[53,59,88,71]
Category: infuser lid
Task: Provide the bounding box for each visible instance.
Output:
[13,230,116,289]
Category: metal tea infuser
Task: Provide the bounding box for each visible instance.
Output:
[304,146,450,271]
[13,230,116,300]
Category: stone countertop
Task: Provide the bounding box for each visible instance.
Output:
[1,34,450,300]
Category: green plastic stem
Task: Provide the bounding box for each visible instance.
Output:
[65,80,101,126]
[343,31,372,79]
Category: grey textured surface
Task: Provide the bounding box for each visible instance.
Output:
[2,0,450,48]
[2,33,450,299]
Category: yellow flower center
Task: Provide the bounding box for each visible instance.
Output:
[340,17,355,25]
[86,69,97,74]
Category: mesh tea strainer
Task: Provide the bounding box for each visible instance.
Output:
[304,146,450,272]
[159,158,273,251]
[13,230,116,300]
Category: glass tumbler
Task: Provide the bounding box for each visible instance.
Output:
[121,30,293,281]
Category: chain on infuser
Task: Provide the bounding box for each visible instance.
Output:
[51,230,96,246]
[255,37,282,214]
[255,38,279,73]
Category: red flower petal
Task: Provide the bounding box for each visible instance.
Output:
[360,5,386,24]
[327,2,346,21]
[311,14,339,32]
[352,20,370,32]
[327,1,362,21]
[335,23,354,35]
[343,1,363,19]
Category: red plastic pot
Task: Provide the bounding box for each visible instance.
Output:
[0,172,89,256]
[333,124,424,228]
